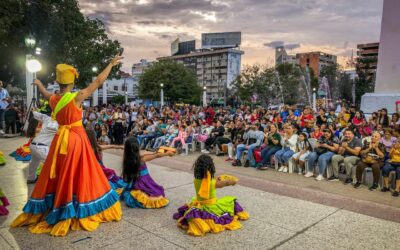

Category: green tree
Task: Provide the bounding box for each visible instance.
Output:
[111,95,125,105]
[139,60,201,104]
[0,0,121,88]
[355,57,376,105]
[275,63,302,105]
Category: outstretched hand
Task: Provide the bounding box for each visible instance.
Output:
[33,79,43,87]
[111,53,124,67]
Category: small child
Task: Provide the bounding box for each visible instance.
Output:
[173,155,249,236]
[121,136,174,208]
[86,129,126,191]
[291,132,311,175]
[170,125,187,147]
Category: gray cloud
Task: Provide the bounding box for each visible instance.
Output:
[78,0,383,70]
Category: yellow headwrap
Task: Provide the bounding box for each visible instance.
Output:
[198,171,211,199]
[56,64,79,85]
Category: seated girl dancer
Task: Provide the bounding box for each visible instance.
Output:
[85,129,126,191]
[173,154,249,236]
[121,136,175,208]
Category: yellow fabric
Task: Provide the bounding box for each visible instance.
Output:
[389,148,400,162]
[51,92,79,120]
[56,64,79,85]
[191,198,217,207]
[50,119,82,179]
[236,211,250,220]
[130,190,169,208]
[198,171,211,199]
[10,201,122,237]
[185,216,244,237]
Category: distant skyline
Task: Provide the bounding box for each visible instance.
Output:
[79,0,383,72]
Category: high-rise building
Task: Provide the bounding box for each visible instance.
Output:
[356,42,379,80]
[275,46,298,65]
[296,52,337,77]
[158,48,243,102]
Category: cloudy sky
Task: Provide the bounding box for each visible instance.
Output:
[79,0,383,72]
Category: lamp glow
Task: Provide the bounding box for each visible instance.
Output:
[26,59,42,73]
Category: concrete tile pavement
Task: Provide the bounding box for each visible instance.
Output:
[0,137,400,249]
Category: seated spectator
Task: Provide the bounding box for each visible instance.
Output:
[137,119,156,148]
[351,111,364,127]
[353,132,386,190]
[291,132,311,174]
[390,113,400,128]
[326,109,337,125]
[232,123,264,167]
[152,119,174,150]
[381,139,400,196]
[316,108,327,126]
[380,128,397,152]
[305,129,339,180]
[378,108,390,128]
[170,124,187,148]
[310,125,323,140]
[337,106,350,128]
[275,124,298,173]
[226,120,245,162]
[259,124,281,170]
[330,129,362,183]
[202,120,224,153]
[98,124,111,145]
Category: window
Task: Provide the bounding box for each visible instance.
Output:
[114,86,118,91]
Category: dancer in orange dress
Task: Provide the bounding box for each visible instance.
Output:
[11,54,124,236]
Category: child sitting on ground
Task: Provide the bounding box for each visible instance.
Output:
[173,154,249,236]
[121,136,174,208]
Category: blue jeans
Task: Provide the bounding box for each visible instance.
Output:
[382,162,400,179]
[275,148,294,165]
[153,135,167,149]
[236,144,258,161]
[137,133,155,146]
[261,147,281,165]
[307,151,335,174]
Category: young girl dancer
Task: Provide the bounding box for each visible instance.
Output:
[121,136,174,208]
[85,129,126,191]
[173,154,249,236]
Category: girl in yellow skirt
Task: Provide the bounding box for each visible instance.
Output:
[173,154,249,236]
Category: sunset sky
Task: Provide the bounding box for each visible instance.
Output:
[79,0,383,72]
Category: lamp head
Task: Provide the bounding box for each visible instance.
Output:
[26,59,42,73]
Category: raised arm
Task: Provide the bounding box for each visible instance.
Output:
[75,54,123,106]
[33,79,52,100]
[141,151,175,162]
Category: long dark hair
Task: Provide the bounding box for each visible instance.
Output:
[122,136,141,183]
[192,154,215,179]
[26,111,39,138]
[85,129,102,160]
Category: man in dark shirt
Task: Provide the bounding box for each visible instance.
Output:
[330,129,362,183]
[4,103,18,134]
[203,120,225,153]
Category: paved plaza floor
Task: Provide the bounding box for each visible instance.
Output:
[1,137,400,249]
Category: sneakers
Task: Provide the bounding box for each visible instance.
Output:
[201,149,210,154]
[392,191,399,197]
[258,166,268,170]
[344,178,353,185]
[381,187,390,192]
[298,169,303,175]
[244,160,250,168]
[353,182,362,189]
[232,160,242,167]
[225,158,233,162]
[282,167,288,173]
[369,183,378,191]
[304,172,314,178]
[278,166,284,172]
[327,176,339,181]
[0,129,4,135]
[315,175,324,181]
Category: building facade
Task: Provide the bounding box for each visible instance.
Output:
[297,52,337,77]
[356,42,379,80]
[158,48,243,102]
[275,46,299,65]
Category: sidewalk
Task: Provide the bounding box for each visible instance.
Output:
[1,137,400,249]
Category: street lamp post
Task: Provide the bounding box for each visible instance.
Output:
[92,66,98,107]
[203,86,207,107]
[25,35,36,109]
[160,83,164,107]
[312,88,317,111]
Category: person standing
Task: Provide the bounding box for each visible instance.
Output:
[26,108,58,184]
[112,106,125,145]
[0,80,10,135]
[12,54,123,236]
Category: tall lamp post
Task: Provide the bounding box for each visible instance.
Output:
[312,88,317,111]
[203,86,207,107]
[160,83,164,107]
[25,35,36,109]
[92,66,98,107]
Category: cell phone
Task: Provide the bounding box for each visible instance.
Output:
[119,48,124,56]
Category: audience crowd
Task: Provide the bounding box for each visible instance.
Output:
[81,102,400,196]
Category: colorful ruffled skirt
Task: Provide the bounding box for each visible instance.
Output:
[98,160,126,193]
[173,196,249,236]
[0,150,6,166]
[9,140,31,161]
[0,188,10,216]
[121,168,169,209]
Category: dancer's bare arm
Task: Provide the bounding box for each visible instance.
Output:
[33,79,52,100]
